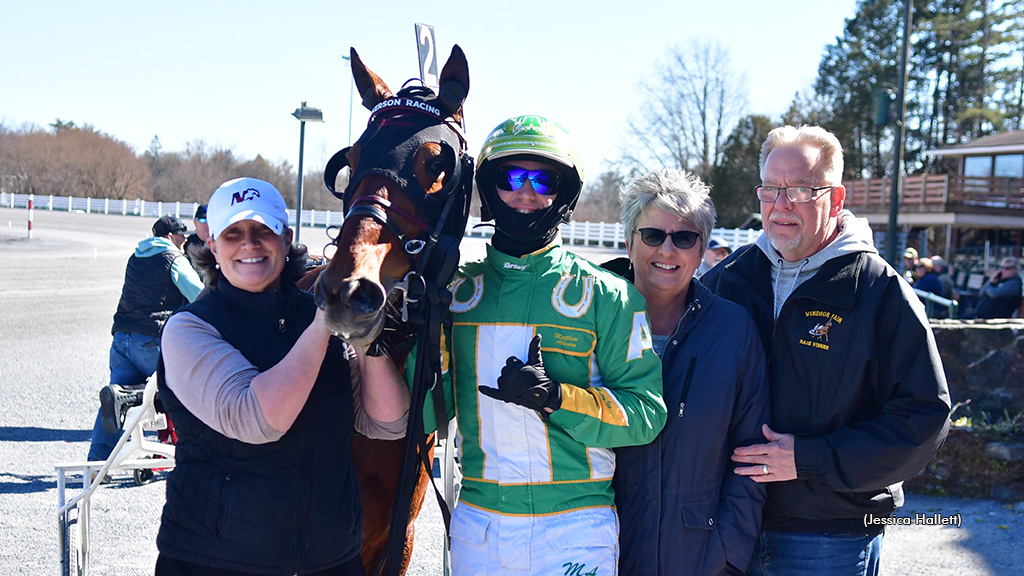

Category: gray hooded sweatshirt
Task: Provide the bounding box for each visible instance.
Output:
[756,209,878,319]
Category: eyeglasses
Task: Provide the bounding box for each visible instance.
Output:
[755,185,837,203]
[495,166,560,196]
[635,227,700,249]
[1001,264,1018,270]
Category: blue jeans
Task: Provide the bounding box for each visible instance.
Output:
[747,530,884,576]
[87,331,161,461]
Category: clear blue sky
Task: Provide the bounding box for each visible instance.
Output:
[1,0,858,181]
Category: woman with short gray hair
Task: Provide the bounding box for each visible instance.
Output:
[608,167,771,576]
[619,167,717,255]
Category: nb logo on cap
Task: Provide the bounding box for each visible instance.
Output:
[231,188,261,205]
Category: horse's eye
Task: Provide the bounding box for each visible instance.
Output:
[426,157,447,177]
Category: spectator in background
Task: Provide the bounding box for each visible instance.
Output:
[183,204,209,268]
[972,257,1023,319]
[87,215,204,468]
[912,257,943,296]
[902,247,918,282]
[930,255,956,300]
[695,236,732,278]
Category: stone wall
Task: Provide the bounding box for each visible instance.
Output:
[931,319,1024,416]
[914,319,1024,501]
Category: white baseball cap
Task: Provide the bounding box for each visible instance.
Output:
[207,177,289,240]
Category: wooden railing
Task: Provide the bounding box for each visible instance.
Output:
[844,174,949,210]
[948,176,1024,210]
[844,174,1024,213]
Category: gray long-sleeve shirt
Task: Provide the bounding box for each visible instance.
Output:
[161,312,408,444]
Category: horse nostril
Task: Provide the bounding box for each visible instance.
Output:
[346,278,385,316]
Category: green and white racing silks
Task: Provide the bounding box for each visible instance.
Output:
[414,241,666,516]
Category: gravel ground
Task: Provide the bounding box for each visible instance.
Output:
[1,207,1021,575]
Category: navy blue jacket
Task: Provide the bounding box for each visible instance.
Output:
[702,245,951,534]
[607,260,770,576]
[912,272,943,297]
[157,280,361,574]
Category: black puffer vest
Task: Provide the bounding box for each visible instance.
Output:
[156,280,361,575]
[111,249,185,337]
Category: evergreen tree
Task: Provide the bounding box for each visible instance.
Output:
[711,115,773,228]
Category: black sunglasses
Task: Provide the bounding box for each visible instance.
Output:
[635,227,701,249]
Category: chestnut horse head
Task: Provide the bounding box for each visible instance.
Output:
[315,46,471,348]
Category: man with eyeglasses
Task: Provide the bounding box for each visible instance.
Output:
[972,257,1022,318]
[412,115,665,575]
[701,125,950,576]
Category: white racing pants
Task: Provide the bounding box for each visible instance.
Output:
[450,503,619,575]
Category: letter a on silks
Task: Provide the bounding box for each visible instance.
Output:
[626,312,654,361]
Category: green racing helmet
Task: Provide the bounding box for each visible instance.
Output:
[475,115,585,248]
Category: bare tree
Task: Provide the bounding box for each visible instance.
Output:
[619,41,747,181]
[0,123,149,199]
[572,171,625,223]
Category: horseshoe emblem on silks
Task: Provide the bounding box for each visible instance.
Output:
[449,275,484,313]
[552,273,595,319]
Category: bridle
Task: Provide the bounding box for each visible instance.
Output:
[323,83,474,329]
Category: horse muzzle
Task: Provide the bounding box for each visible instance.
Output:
[314,274,388,345]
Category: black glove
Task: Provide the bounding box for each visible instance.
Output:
[479,334,562,413]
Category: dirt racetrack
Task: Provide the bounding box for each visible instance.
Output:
[0,207,1021,575]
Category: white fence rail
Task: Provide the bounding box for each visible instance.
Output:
[1,192,762,250]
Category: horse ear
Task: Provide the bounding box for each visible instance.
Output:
[438,45,469,119]
[349,47,393,110]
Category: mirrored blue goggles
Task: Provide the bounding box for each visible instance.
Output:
[495,166,561,196]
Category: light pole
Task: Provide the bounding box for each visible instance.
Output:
[341,55,355,145]
[886,0,913,266]
[291,101,324,245]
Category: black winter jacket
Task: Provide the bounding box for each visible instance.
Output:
[702,244,951,534]
[611,271,771,576]
[112,250,185,337]
[157,280,361,574]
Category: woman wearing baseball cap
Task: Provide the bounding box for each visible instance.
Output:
[154,177,410,575]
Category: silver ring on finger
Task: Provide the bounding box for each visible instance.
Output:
[762,464,769,475]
